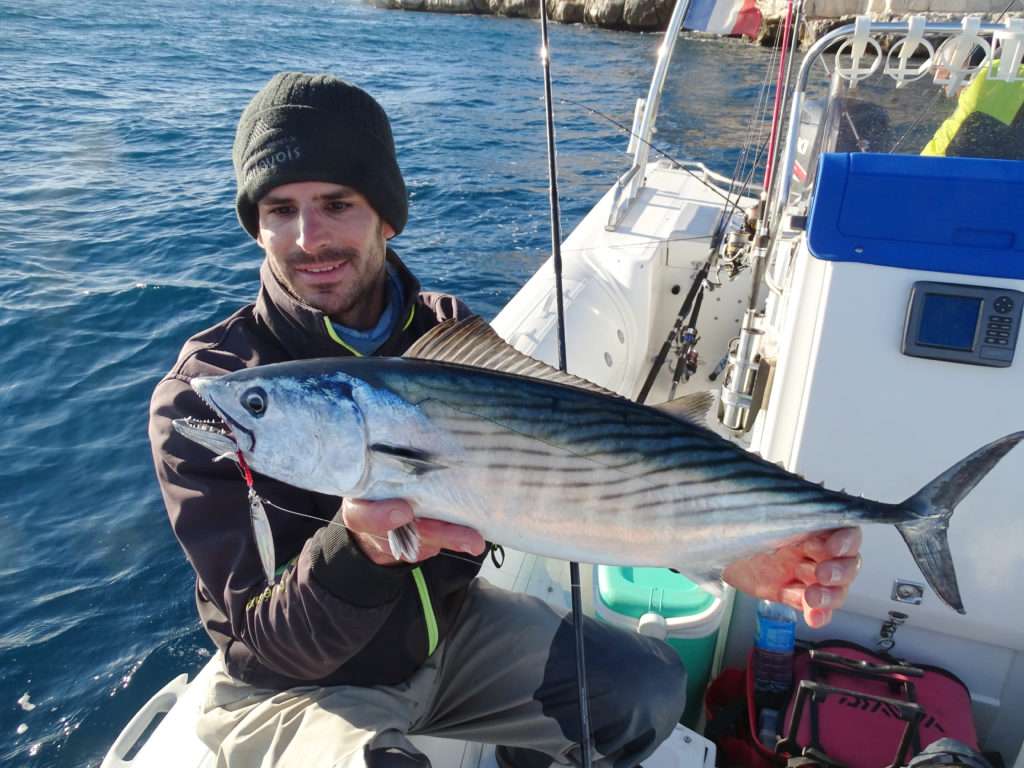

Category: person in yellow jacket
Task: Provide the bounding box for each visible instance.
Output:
[921,62,1024,159]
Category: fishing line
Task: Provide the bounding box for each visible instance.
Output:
[888,88,946,154]
[768,0,806,204]
[695,9,795,256]
[231,440,490,569]
[258,497,491,570]
[763,0,797,193]
[236,450,254,487]
[719,6,785,223]
[712,98,773,243]
[713,55,775,245]
[555,231,735,260]
[742,37,787,181]
[746,39,784,178]
[555,96,741,205]
[708,43,781,253]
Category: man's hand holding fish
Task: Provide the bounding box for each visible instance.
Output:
[722,526,863,628]
[342,497,488,564]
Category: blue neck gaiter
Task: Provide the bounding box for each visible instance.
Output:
[328,264,406,356]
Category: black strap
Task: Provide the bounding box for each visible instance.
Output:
[489,544,505,569]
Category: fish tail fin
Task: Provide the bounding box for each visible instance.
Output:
[896,431,1024,615]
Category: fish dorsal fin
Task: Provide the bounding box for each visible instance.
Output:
[404,317,620,398]
[653,391,714,425]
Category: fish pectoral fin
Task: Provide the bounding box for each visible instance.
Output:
[388,522,421,562]
[369,443,446,476]
[653,391,715,425]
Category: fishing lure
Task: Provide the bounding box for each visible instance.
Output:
[237,450,276,585]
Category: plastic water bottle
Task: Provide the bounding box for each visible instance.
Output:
[753,599,797,709]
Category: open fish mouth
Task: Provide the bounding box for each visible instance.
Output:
[176,375,258,455]
[172,416,239,458]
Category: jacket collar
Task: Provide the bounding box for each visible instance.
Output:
[254,248,422,360]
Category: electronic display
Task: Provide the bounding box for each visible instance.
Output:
[903,282,1022,368]
[917,294,981,350]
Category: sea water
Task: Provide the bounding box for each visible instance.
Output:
[0,1,775,765]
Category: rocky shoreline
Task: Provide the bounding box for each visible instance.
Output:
[371,0,1021,44]
[372,0,686,32]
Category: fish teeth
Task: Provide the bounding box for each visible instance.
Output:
[183,417,230,435]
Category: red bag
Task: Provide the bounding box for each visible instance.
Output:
[706,641,978,768]
[774,641,978,768]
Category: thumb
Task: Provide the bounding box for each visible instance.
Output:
[342,498,414,537]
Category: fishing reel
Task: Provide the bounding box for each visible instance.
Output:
[678,325,700,376]
[725,229,752,261]
[716,226,754,282]
[667,325,701,399]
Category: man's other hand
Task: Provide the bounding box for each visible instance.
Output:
[722,527,863,628]
[342,498,486,566]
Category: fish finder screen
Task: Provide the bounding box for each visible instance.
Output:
[918,294,982,350]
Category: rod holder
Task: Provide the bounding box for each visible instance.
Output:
[720,310,764,432]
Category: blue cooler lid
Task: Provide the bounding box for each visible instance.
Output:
[597,566,716,619]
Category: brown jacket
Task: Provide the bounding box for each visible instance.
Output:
[148,253,484,688]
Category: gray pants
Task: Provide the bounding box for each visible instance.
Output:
[197,579,686,767]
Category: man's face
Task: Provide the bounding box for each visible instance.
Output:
[256,181,395,324]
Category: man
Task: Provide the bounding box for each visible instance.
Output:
[149,72,863,768]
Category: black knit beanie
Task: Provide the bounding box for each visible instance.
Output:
[232,72,407,239]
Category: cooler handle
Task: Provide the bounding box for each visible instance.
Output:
[810,649,924,678]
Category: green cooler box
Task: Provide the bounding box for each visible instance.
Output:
[594,566,724,728]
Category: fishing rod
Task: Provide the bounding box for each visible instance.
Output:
[537,4,594,767]
[557,76,775,411]
[635,134,770,405]
[558,89,766,404]
[636,258,712,404]
[762,0,797,195]
[635,16,784,406]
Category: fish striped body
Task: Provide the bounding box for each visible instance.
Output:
[351,359,888,581]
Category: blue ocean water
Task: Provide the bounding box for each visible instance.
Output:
[0,1,771,764]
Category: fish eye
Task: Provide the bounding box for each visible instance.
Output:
[241,387,268,418]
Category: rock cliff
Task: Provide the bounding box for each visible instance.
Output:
[372,0,675,31]
[372,0,1022,38]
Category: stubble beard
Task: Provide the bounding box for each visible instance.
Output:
[280,232,388,321]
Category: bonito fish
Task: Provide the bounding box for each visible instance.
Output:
[174,317,1024,613]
